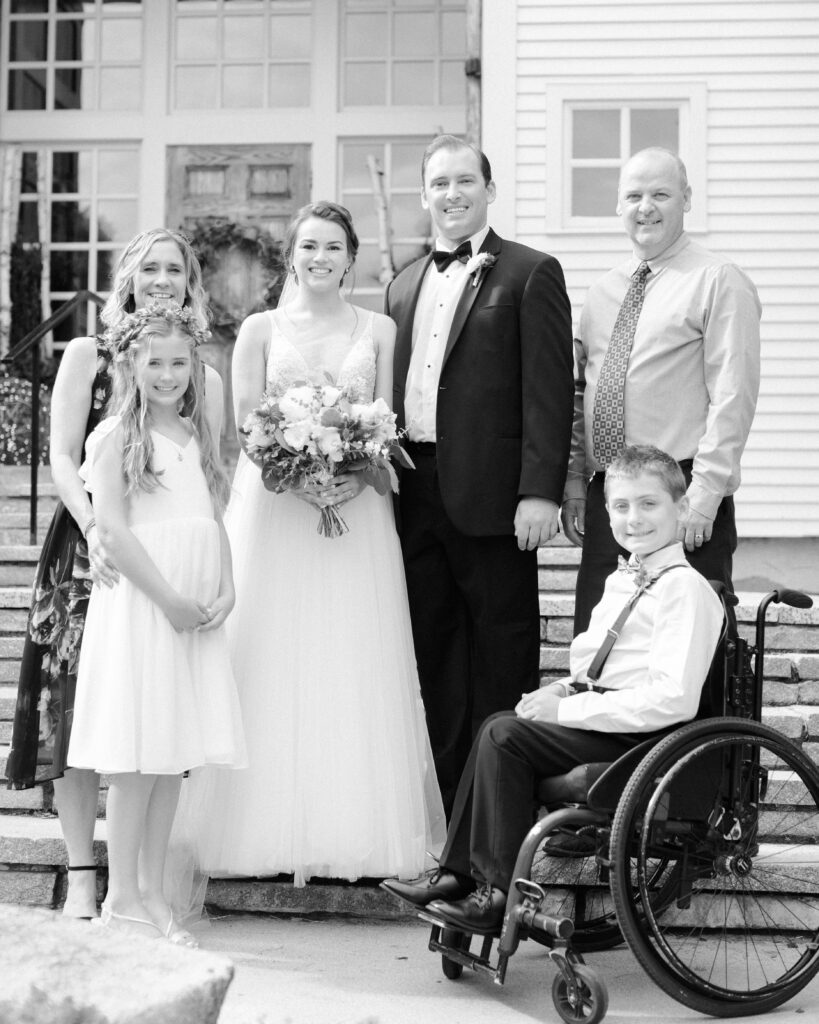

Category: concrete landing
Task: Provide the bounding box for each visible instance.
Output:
[200,912,819,1024]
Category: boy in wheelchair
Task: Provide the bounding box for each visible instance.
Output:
[384,444,723,934]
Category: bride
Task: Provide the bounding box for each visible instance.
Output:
[190,202,444,886]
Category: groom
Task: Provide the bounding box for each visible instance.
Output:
[385,135,574,814]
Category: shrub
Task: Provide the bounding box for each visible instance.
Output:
[0,369,50,466]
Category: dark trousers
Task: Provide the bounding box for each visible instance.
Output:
[573,464,737,636]
[399,448,540,815]
[439,711,656,891]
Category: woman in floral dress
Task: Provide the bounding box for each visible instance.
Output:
[6,228,222,918]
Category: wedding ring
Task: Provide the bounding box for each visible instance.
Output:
[695,533,703,540]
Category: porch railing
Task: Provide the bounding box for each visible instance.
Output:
[2,290,105,545]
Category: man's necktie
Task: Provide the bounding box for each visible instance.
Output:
[432,240,471,272]
[592,260,651,467]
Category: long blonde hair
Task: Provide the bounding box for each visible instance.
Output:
[105,304,230,511]
[100,228,209,332]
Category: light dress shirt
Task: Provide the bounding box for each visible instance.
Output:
[405,225,491,442]
[565,233,761,520]
[555,541,723,734]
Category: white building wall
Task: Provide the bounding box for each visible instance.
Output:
[483,0,819,537]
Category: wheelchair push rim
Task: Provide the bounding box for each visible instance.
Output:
[610,718,819,1017]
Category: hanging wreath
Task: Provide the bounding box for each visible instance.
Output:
[184,220,287,330]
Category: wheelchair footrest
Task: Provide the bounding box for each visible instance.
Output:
[426,921,504,982]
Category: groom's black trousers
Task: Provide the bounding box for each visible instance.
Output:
[439,711,663,892]
[399,445,540,816]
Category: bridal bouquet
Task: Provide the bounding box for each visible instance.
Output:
[241,380,413,538]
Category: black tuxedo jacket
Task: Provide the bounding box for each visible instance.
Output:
[385,229,574,537]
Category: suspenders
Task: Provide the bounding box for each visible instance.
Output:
[575,565,684,694]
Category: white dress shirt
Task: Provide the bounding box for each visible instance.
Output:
[556,541,723,733]
[405,225,491,442]
[566,234,761,519]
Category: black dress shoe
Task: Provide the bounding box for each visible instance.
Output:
[380,870,474,908]
[429,884,507,935]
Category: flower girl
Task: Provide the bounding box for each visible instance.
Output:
[67,302,245,945]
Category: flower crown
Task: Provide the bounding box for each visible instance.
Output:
[105,301,210,356]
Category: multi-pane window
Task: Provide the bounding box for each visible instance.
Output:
[569,105,680,218]
[342,0,466,108]
[173,0,313,110]
[339,137,429,310]
[5,0,143,112]
[17,146,139,344]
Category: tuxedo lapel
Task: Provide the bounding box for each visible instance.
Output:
[393,253,433,391]
[441,230,503,368]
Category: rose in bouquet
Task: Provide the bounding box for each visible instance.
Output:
[241,379,414,537]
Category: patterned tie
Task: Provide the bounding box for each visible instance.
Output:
[592,260,651,467]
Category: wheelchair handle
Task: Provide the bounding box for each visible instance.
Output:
[753,589,813,720]
[772,589,813,610]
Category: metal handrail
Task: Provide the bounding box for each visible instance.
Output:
[2,290,106,544]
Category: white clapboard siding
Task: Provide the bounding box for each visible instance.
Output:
[487,0,819,537]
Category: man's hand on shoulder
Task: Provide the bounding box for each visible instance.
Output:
[514,497,559,551]
[679,507,714,552]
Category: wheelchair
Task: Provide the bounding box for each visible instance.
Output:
[415,586,819,1023]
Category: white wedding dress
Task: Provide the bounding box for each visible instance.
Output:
[185,309,445,886]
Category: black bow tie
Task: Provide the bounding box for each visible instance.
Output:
[432,241,471,272]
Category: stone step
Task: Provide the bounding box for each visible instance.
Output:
[538,545,582,566]
[0,497,58,518]
[0,587,34,610]
[0,609,28,634]
[0,512,57,530]
[0,684,18,718]
[0,546,41,562]
[0,466,53,488]
[0,481,57,499]
[0,637,23,661]
[0,661,22,682]
[0,526,53,545]
[538,568,579,591]
[0,563,36,587]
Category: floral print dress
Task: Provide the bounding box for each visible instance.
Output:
[6,343,112,788]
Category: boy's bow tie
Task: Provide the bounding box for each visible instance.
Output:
[617,555,658,587]
[432,241,471,271]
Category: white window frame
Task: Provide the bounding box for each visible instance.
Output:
[2,0,144,114]
[545,82,707,234]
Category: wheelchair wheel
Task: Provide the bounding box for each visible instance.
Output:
[539,825,678,952]
[610,718,819,1017]
[551,963,608,1024]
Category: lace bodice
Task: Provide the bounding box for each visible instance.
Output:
[265,309,377,402]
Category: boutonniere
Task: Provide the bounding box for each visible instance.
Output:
[464,252,497,289]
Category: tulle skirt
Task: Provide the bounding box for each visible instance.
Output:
[184,454,445,886]
[67,517,246,775]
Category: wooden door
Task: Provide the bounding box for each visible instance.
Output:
[166,143,310,317]
[166,144,310,448]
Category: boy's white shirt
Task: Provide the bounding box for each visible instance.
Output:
[557,541,723,733]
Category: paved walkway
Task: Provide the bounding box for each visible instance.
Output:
[200,913,819,1024]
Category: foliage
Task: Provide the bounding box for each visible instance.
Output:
[0,367,50,466]
[9,242,56,385]
[184,220,287,330]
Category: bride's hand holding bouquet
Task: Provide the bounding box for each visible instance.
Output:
[241,379,414,538]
